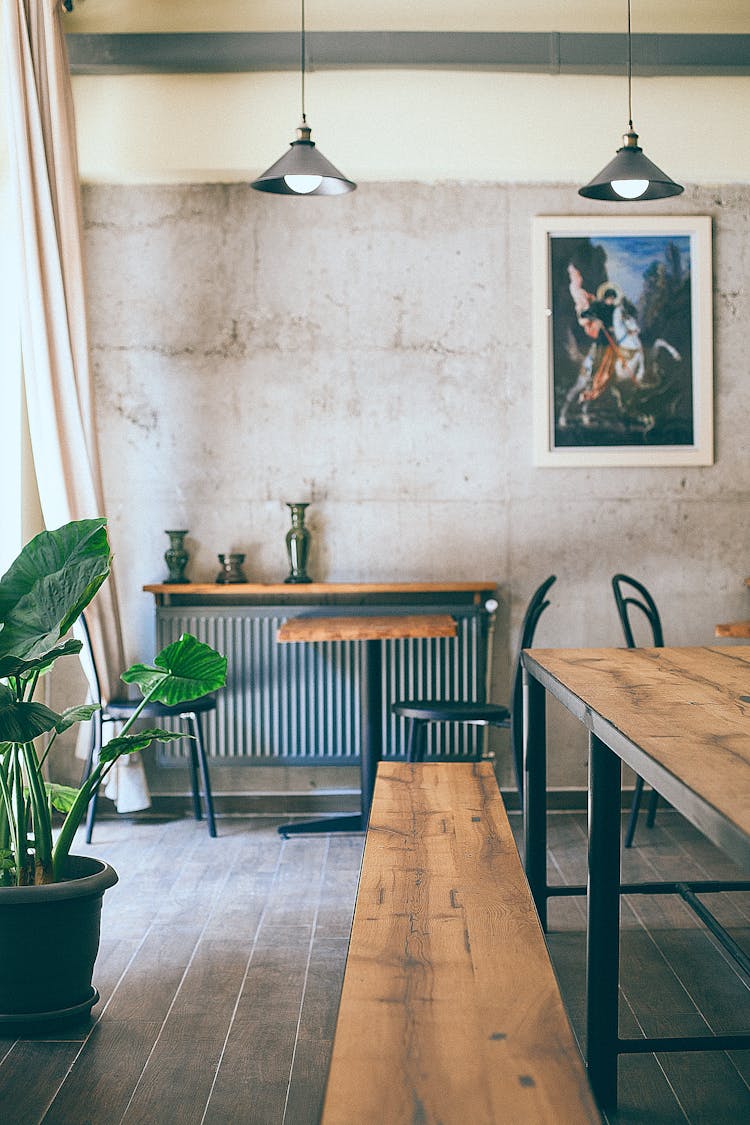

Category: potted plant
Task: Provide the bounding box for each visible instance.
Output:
[0,517,227,1029]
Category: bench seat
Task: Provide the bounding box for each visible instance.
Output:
[321,761,599,1124]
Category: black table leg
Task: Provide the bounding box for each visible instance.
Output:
[278,638,382,838]
[586,731,622,1110]
[523,668,548,930]
[359,638,381,827]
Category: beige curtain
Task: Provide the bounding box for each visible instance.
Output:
[3,0,149,812]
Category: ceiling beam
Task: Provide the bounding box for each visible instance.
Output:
[66,31,750,76]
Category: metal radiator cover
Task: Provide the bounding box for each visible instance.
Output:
[155,605,488,763]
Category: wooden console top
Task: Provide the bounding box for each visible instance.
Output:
[143,581,497,606]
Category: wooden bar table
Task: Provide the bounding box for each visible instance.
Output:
[715,575,750,638]
[716,620,750,638]
[522,646,750,1111]
[276,614,457,836]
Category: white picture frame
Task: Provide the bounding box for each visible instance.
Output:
[532,215,714,467]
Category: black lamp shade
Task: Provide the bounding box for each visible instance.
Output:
[579,138,684,201]
[251,131,356,196]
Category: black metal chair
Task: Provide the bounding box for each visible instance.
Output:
[611,573,665,847]
[391,576,557,802]
[78,615,218,841]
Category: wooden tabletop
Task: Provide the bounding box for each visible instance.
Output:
[278,614,457,643]
[524,646,750,856]
[716,620,750,638]
[716,578,750,635]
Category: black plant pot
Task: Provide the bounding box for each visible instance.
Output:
[0,855,118,1032]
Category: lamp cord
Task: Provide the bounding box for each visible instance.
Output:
[301,0,307,124]
[627,0,633,129]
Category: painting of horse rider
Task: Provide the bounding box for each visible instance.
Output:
[533,216,713,467]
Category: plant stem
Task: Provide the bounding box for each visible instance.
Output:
[0,758,20,866]
[38,729,58,773]
[22,741,53,879]
[10,748,30,884]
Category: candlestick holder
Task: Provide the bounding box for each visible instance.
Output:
[216,553,247,584]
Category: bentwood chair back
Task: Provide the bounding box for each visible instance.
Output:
[611,573,665,846]
[612,573,664,649]
[392,575,557,802]
[78,615,218,841]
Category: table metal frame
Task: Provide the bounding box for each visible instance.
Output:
[522,649,750,1111]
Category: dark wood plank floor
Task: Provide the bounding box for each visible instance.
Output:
[0,809,748,1123]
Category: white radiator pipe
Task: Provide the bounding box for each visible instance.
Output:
[484,598,499,701]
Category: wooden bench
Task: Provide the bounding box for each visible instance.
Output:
[320,761,600,1124]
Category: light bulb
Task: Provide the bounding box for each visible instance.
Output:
[611,178,649,199]
[284,174,323,194]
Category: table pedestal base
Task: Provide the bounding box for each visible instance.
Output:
[277,638,382,838]
[278,813,364,838]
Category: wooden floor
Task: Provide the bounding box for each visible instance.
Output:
[0,808,748,1124]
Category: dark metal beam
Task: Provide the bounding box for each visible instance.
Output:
[66,31,750,76]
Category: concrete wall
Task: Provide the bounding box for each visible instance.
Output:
[82,179,750,795]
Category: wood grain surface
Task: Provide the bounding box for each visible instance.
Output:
[716,620,750,638]
[525,647,750,841]
[277,614,457,643]
[143,582,496,596]
[321,762,600,1124]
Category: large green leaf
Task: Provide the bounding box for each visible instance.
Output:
[99,728,185,764]
[121,633,227,706]
[55,703,100,734]
[45,782,81,813]
[0,684,61,743]
[0,638,83,681]
[0,519,111,664]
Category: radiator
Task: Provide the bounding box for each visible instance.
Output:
[155,604,488,763]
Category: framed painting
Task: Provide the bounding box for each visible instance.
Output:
[532,215,713,466]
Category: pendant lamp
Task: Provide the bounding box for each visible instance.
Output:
[578,0,683,201]
[251,0,356,196]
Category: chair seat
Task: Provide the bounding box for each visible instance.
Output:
[78,613,218,842]
[104,694,217,721]
[392,700,510,724]
[391,576,556,786]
